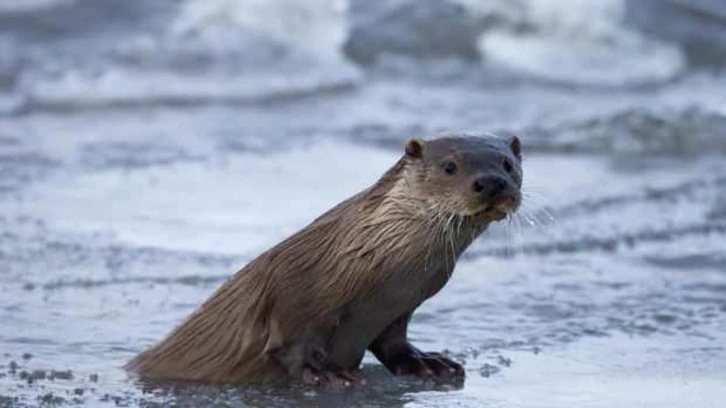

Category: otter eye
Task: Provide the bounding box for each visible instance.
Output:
[443,161,457,175]
[503,158,513,173]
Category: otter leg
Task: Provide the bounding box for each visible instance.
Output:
[267,316,365,388]
[369,313,464,378]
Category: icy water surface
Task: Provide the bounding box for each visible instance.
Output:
[1,0,726,407]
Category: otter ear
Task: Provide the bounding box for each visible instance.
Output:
[509,135,522,160]
[405,138,424,159]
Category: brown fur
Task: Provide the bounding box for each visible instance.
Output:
[126,135,522,383]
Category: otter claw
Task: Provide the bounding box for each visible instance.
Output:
[381,345,465,378]
[301,366,365,388]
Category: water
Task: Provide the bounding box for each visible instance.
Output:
[1,0,725,406]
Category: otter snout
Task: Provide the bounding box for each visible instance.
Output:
[472,175,509,198]
[471,174,520,217]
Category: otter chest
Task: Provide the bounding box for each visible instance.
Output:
[325,251,455,368]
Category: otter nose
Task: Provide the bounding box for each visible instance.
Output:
[472,175,509,198]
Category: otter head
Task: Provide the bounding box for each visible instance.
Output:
[402,135,522,225]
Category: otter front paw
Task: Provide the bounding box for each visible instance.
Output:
[301,365,366,388]
[380,344,464,378]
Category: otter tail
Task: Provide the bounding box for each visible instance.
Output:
[126,272,282,383]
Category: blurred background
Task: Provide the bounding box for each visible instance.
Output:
[1,0,725,406]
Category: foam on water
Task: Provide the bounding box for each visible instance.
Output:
[479,0,686,86]
[0,0,71,13]
[5,0,359,112]
[174,0,348,60]
[26,66,360,110]
[4,143,395,255]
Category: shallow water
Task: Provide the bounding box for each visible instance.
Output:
[1,0,726,407]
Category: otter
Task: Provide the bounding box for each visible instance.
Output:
[127,134,523,387]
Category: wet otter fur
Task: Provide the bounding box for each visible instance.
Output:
[127,134,523,386]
